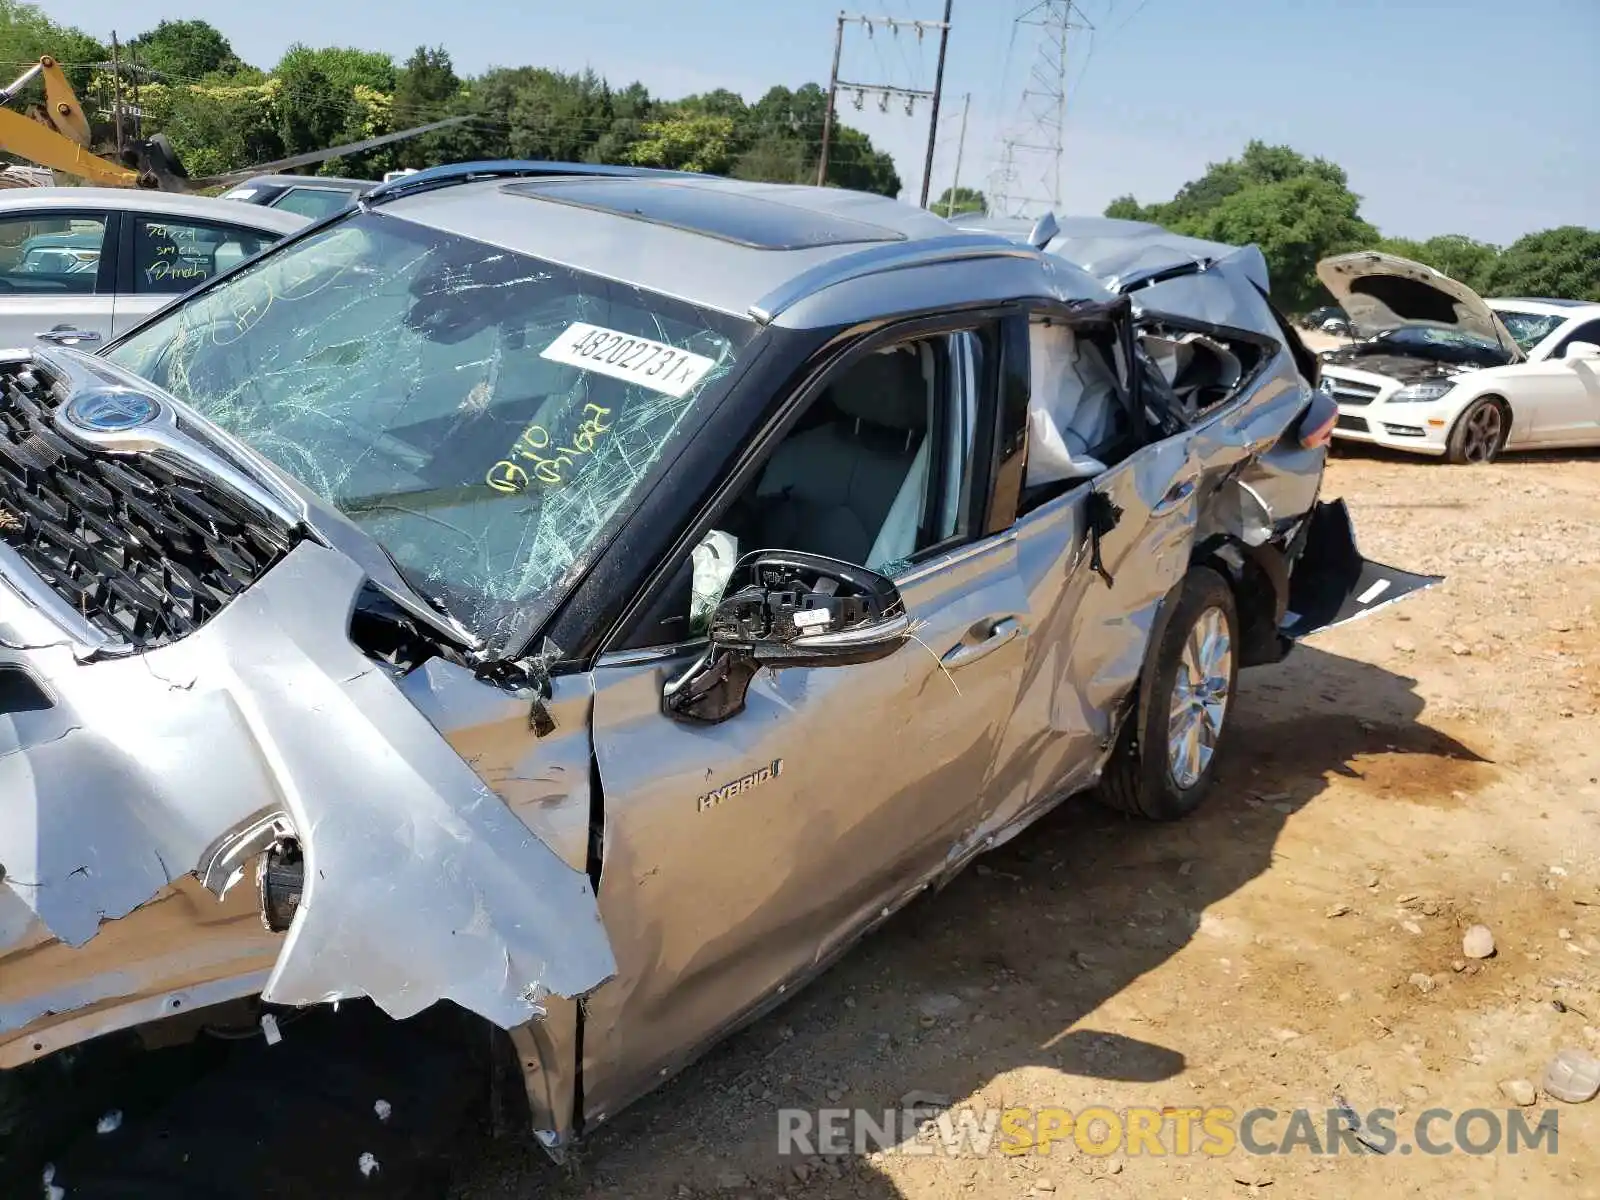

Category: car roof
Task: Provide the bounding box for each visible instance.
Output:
[949,212,1271,294]
[233,174,376,191]
[375,172,1113,323]
[1488,297,1600,316]
[0,187,309,234]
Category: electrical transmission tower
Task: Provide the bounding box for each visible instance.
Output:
[989,0,1091,219]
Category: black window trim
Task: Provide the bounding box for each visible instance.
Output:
[591,303,1026,664]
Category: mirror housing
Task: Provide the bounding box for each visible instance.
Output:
[1564,340,1600,361]
[663,550,910,725]
[1027,211,1059,250]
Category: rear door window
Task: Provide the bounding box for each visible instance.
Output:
[131,216,280,295]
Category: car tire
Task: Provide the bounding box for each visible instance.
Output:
[1445,396,1509,465]
[1096,567,1240,821]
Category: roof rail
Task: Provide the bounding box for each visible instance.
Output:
[364,159,705,205]
[748,233,1041,324]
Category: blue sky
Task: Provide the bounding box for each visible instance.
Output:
[57,0,1598,244]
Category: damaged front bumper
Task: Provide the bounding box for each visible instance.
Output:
[0,350,616,1071]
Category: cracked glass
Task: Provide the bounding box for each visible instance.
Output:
[106,210,758,645]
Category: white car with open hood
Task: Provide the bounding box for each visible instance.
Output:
[1316,252,1600,463]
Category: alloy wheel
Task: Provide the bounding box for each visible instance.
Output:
[1167,606,1233,790]
[1461,403,1503,463]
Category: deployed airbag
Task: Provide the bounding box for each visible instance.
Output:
[1025,322,1119,487]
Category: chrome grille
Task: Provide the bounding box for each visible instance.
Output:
[0,364,298,650]
[1325,375,1382,406]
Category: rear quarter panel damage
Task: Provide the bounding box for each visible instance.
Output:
[976,310,1316,844]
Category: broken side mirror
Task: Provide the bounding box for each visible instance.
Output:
[662,550,910,725]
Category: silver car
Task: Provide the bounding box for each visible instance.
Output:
[0,167,1433,1177]
[0,188,307,353]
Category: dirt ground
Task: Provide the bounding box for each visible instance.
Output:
[453,444,1600,1200]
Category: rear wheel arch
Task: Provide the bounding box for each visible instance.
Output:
[1189,536,1291,668]
[1097,564,1241,820]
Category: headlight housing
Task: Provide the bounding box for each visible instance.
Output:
[1389,379,1456,404]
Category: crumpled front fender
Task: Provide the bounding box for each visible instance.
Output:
[0,540,615,1040]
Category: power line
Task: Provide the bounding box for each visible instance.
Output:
[817,9,951,195]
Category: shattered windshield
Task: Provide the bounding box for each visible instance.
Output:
[106,210,756,644]
[1366,325,1510,367]
[1492,309,1564,353]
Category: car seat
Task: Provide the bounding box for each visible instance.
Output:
[752,347,928,569]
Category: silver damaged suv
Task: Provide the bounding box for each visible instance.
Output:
[0,165,1436,1170]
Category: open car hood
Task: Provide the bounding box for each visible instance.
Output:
[1315,252,1518,354]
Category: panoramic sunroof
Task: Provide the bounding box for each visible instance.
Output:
[502,178,908,250]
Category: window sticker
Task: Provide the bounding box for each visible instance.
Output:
[540,322,717,399]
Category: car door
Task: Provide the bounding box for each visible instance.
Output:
[0,208,116,351]
[578,318,1032,1124]
[1523,318,1600,446]
[112,213,284,335]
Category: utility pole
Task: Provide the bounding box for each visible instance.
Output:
[917,0,953,208]
[109,31,124,154]
[129,44,141,140]
[816,11,949,191]
[817,12,846,186]
[944,92,970,216]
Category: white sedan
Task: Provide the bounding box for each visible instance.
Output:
[0,188,308,352]
[1315,252,1600,463]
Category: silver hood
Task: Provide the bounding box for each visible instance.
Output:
[1315,251,1520,356]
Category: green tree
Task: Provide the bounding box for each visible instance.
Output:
[392,46,458,121]
[272,58,346,157]
[820,126,900,196]
[1104,141,1378,311]
[1103,194,1149,221]
[128,19,243,81]
[139,79,281,178]
[0,0,106,93]
[1484,226,1600,302]
[678,88,747,121]
[388,46,462,168]
[1376,233,1500,294]
[935,186,986,216]
[274,44,395,95]
[625,111,735,173]
[730,136,809,185]
[1186,174,1379,312]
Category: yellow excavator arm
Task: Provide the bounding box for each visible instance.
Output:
[0,54,469,192]
[0,56,142,187]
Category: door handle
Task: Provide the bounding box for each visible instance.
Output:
[1152,477,1197,515]
[36,328,101,345]
[941,617,1024,670]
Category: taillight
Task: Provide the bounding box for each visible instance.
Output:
[1298,389,1338,449]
